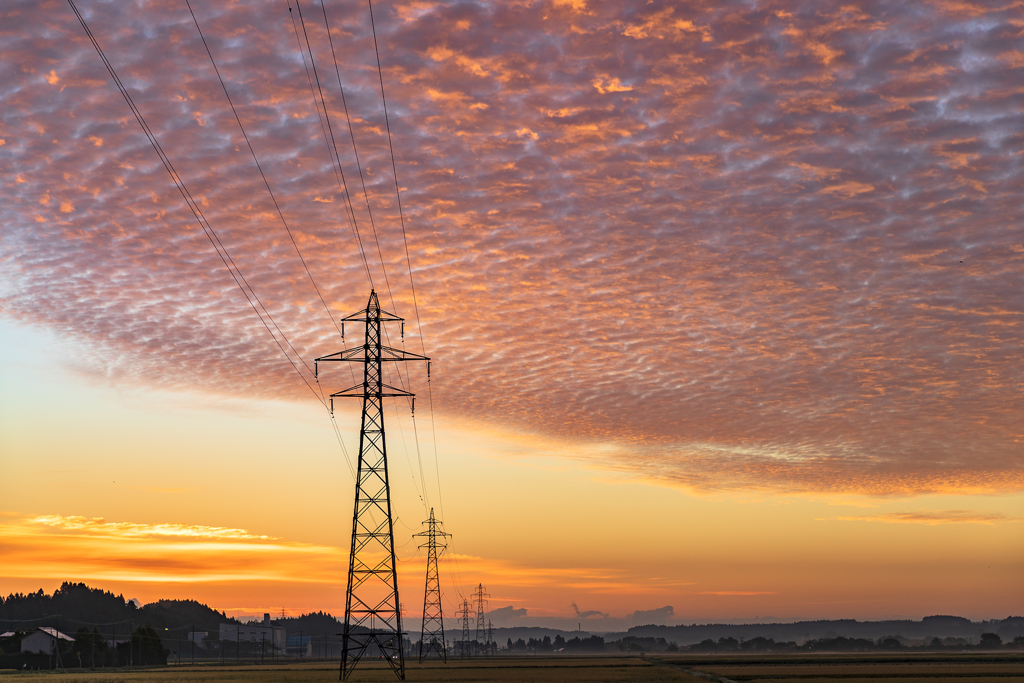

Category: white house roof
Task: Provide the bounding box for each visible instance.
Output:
[37,627,73,641]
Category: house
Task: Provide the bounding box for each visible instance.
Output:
[220,614,285,653]
[21,627,73,653]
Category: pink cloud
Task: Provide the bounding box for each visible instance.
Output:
[2,0,1022,495]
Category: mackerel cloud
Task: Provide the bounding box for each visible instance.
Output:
[2,0,1022,495]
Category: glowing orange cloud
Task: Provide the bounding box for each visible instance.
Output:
[825,511,1022,526]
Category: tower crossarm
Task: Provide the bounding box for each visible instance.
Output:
[315,344,429,367]
[340,308,404,323]
[330,383,416,399]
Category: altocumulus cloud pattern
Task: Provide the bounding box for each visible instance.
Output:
[1,0,1022,496]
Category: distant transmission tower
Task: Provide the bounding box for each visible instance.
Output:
[456,598,472,658]
[473,583,489,656]
[413,508,450,662]
[316,290,429,681]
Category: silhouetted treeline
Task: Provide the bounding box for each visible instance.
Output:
[273,611,341,637]
[626,615,1024,646]
[0,583,235,633]
[505,634,606,652]
[683,633,1024,653]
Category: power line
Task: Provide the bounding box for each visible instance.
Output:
[67,0,325,409]
[287,2,375,288]
[318,0,396,317]
[185,0,366,478]
[364,0,445,523]
[294,1,414,403]
[185,0,343,340]
[309,0,428,499]
[366,0,426,360]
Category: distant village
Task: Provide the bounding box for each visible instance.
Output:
[2,584,1022,670]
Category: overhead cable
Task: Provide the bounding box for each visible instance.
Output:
[185,0,344,340]
[366,0,446,520]
[67,0,326,408]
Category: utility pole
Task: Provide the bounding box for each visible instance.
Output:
[413,508,450,662]
[456,598,472,659]
[487,620,493,655]
[316,290,429,682]
[473,584,489,656]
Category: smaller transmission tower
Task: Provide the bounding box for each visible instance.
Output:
[473,583,489,656]
[456,598,472,658]
[413,508,450,662]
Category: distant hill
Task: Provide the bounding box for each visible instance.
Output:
[4,584,1020,647]
[0,582,236,635]
[140,599,235,632]
[274,611,342,637]
[623,616,1024,644]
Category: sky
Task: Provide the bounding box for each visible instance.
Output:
[1,0,1022,630]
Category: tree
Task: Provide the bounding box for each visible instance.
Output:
[979,633,1002,649]
[692,638,717,652]
[878,637,903,650]
[717,637,739,651]
[119,625,169,666]
[553,635,565,650]
[73,627,109,668]
[507,638,513,651]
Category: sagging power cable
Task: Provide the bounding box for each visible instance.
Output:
[185,0,343,341]
[67,0,326,409]
[365,0,447,521]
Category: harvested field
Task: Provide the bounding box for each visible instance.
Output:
[6,654,1023,682]
[0,657,704,682]
[658,652,1024,682]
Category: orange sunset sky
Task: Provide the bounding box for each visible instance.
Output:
[1,0,1022,631]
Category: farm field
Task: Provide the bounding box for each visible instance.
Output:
[659,652,1024,682]
[5,654,1024,682]
[0,656,703,682]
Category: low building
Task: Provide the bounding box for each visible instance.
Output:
[220,614,285,653]
[286,634,312,658]
[21,627,73,654]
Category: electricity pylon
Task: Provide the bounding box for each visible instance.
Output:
[316,290,429,681]
[473,581,489,651]
[456,598,472,658]
[473,583,489,656]
[413,508,449,662]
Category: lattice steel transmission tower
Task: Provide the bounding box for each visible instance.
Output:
[473,583,489,656]
[456,598,472,658]
[316,290,429,681]
[413,508,449,662]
